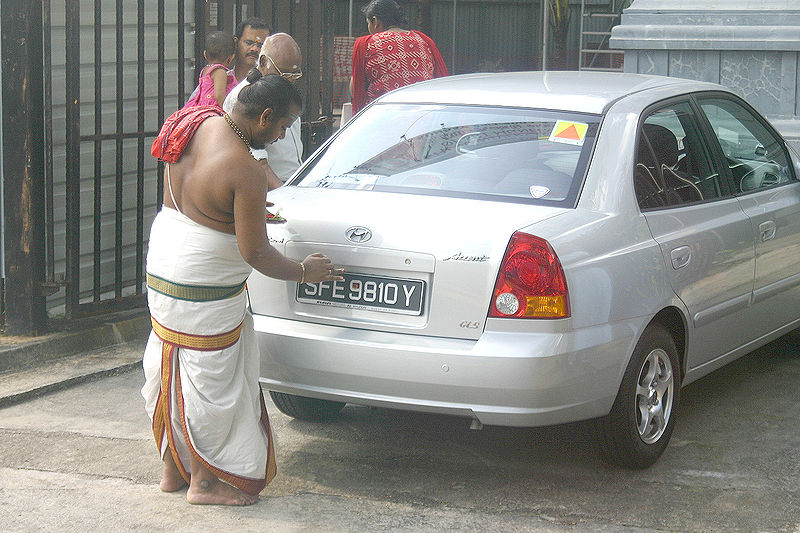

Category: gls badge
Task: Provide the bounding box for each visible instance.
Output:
[345,226,372,243]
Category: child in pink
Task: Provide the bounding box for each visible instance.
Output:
[183,31,238,108]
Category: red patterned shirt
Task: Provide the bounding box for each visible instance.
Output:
[365,31,437,104]
[352,29,448,113]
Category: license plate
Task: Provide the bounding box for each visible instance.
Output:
[296,272,425,315]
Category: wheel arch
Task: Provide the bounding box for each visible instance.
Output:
[647,306,687,381]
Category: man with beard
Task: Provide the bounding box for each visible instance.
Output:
[142,72,343,505]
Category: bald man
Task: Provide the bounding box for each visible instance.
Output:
[224,33,304,189]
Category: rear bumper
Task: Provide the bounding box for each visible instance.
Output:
[254,315,636,427]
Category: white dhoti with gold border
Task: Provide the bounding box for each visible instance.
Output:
[141,207,275,495]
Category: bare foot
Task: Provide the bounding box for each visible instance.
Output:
[160,474,187,492]
[187,478,258,506]
[160,450,187,492]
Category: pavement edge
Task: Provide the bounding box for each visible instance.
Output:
[0,310,151,375]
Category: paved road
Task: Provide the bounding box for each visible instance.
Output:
[1,329,798,532]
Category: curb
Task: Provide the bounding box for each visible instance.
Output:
[0,310,151,375]
[0,360,141,409]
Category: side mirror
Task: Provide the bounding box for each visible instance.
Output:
[754,144,767,157]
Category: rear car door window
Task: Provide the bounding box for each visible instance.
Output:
[699,97,796,193]
[635,102,724,210]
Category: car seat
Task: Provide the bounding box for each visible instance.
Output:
[642,123,703,204]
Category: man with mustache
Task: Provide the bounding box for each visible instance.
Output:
[233,17,271,83]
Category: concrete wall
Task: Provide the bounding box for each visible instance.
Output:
[610,0,800,147]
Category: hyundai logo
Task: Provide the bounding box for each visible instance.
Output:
[345,226,372,243]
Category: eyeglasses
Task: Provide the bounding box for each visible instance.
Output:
[267,55,303,81]
[242,39,263,48]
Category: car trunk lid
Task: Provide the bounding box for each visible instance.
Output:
[247,187,566,339]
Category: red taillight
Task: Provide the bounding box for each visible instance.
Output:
[489,232,570,319]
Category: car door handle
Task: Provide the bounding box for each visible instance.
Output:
[759,220,776,242]
[670,246,691,270]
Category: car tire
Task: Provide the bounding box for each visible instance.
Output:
[599,324,681,468]
[269,391,345,421]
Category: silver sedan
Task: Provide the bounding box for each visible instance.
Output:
[248,71,800,468]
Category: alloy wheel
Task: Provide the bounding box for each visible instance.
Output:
[635,348,674,444]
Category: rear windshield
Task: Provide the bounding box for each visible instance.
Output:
[294,104,600,206]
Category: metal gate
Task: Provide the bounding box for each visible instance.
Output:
[50,1,199,319]
[1,0,335,333]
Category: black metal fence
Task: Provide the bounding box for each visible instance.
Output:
[0,1,390,335]
[1,0,337,334]
[57,1,196,320]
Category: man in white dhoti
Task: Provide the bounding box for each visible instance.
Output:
[142,72,343,506]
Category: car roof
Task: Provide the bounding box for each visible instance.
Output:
[377,71,727,115]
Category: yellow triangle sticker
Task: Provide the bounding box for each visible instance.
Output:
[549,121,589,146]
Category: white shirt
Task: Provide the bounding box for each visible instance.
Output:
[223,79,304,181]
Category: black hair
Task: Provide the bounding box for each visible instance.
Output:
[361,0,408,28]
[234,17,272,39]
[237,71,302,119]
[204,31,235,62]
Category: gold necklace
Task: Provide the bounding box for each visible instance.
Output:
[223,113,251,150]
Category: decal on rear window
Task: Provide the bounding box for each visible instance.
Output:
[549,120,589,146]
